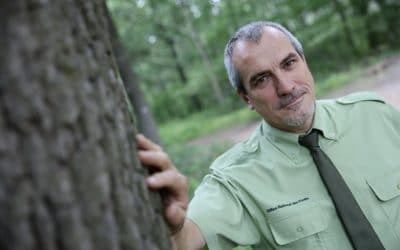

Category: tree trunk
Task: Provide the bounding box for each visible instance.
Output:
[155,22,203,112]
[350,0,383,51]
[374,0,400,48]
[331,0,359,55]
[181,4,225,105]
[0,1,171,250]
[147,0,205,112]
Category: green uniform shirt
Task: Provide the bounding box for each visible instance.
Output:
[187,92,400,250]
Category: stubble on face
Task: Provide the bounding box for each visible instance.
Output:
[280,93,315,128]
[272,84,314,128]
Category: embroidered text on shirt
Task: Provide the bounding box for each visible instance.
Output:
[266,197,309,213]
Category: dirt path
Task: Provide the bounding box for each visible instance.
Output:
[325,55,400,107]
[190,56,400,146]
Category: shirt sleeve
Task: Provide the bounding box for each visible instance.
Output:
[377,101,400,139]
[386,103,400,132]
[187,173,260,250]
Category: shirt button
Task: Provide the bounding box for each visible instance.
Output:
[296,226,304,232]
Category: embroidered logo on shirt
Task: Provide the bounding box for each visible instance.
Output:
[266,197,309,213]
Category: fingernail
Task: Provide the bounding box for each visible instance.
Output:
[147,177,155,185]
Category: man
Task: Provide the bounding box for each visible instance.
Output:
[137,21,400,249]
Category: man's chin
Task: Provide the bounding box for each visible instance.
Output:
[282,110,313,128]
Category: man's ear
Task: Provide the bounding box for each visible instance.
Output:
[237,90,254,110]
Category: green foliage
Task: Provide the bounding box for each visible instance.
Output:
[159,107,259,146]
[314,51,399,97]
[314,65,362,97]
[108,0,399,124]
[168,142,231,198]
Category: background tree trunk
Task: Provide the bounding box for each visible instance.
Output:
[106,8,163,145]
[0,0,171,249]
[331,0,359,55]
[180,3,225,105]
[350,0,383,51]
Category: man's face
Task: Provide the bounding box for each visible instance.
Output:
[233,27,316,133]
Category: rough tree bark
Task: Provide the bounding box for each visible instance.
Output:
[0,0,171,250]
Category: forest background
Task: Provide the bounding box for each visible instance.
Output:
[108,0,400,197]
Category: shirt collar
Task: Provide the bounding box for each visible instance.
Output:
[259,101,338,163]
[312,100,339,140]
[261,100,338,145]
[259,120,299,162]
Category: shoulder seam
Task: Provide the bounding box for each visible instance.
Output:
[336,91,385,105]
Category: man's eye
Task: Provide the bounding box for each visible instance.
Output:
[284,59,296,68]
[254,75,269,86]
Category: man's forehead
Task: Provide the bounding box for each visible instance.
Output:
[260,26,288,40]
[232,27,292,62]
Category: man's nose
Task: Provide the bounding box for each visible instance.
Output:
[275,74,295,96]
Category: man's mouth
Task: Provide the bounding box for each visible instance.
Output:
[279,90,307,109]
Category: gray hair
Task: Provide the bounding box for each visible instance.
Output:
[224,21,304,92]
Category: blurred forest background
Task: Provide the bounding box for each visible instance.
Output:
[107,0,400,196]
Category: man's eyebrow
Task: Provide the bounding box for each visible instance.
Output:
[280,52,298,66]
[249,70,268,84]
[248,52,298,84]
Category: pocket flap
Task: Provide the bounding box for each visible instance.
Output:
[269,206,329,245]
[367,171,400,201]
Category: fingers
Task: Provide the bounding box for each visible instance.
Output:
[147,168,189,232]
[153,171,188,232]
[138,149,173,171]
[136,134,161,151]
[136,134,173,171]
[147,169,187,196]
[136,133,189,233]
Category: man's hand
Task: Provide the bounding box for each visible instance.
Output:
[136,134,206,249]
[136,134,188,234]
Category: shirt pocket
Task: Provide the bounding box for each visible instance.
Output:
[367,170,400,202]
[268,205,329,249]
[367,170,400,233]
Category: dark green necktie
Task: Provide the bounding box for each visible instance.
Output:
[299,129,384,250]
